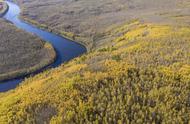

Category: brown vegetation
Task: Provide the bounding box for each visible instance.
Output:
[17,0,190,50]
[0,19,56,81]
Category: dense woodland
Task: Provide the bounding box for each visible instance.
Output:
[0,20,190,123]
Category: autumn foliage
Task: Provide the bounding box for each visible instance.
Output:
[0,21,190,123]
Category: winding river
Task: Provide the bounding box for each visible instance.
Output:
[0,1,86,92]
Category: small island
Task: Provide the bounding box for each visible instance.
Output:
[0,0,8,17]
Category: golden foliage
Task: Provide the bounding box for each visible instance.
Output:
[0,21,190,123]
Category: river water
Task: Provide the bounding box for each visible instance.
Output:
[0,1,86,92]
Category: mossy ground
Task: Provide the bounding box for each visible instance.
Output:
[0,20,190,123]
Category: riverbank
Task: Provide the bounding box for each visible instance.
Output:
[0,19,56,82]
[1,21,190,123]
[16,0,190,53]
[20,16,92,52]
[1,0,190,123]
[0,1,8,17]
[0,1,86,91]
